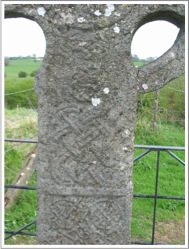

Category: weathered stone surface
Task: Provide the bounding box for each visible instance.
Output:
[5,4,185,245]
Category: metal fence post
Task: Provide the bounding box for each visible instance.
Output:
[151,150,160,244]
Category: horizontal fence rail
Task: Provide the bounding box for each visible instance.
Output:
[4,138,185,245]
[5,138,38,143]
[4,219,36,240]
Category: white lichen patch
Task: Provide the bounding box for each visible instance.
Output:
[103,87,110,94]
[122,147,128,151]
[104,4,115,16]
[37,7,46,16]
[122,129,130,139]
[170,52,175,58]
[113,26,120,33]
[142,84,148,90]
[124,129,130,136]
[77,17,85,23]
[120,163,126,171]
[92,161,97,164]
[114,12,121,17]
[92,97,101,107]
[79,42,87,46]
[27,167,30,170]
[31,154,36,158]
[21,172,25,176]
[94,10,102,16]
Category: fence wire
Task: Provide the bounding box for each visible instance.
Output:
[137,77,185,127]
[5,88,34,96]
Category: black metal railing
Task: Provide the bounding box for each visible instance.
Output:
[4,138,185,245]
[132,145,185,245]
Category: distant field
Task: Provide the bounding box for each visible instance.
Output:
[5,59,42,109]
[5,58,42,79]
[134,61,146,67]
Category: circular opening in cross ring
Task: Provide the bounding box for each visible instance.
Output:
[131,20,180,67]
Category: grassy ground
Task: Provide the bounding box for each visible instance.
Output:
[4,108,37,245]
[4,58,185,245]
[5,108,37,184]
[132,122,185,244]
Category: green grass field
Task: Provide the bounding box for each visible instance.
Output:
[5,58,41,80]
[5,58,41,109]
[132,122,185,243]
[134,60,146,67]
[4,58,185,245]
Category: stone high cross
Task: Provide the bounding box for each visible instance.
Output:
[5,4,185,245]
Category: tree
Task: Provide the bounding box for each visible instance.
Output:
[18,71,27,78]
[30,70,36,77]
[5,57,10,66]
[146,57,155,62]
[132,54,139,62]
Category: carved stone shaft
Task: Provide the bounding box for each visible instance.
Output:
[5,3,185,245]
